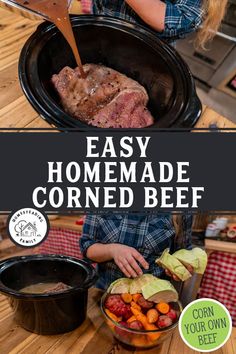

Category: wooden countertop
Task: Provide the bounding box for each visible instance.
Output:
[1,7,236,130]
[0,287,235,354]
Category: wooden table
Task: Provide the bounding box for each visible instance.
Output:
[1,7,236,129]
[0,287,235,354]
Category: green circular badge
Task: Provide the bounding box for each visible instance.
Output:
[179,298,232,352]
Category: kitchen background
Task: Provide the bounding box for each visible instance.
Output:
[176,0,236,122]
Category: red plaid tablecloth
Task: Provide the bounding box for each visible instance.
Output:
[198,251,236,326]
[38,227,83,259]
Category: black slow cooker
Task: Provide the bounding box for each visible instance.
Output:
[0,255,97,334]
[19,15,202,128]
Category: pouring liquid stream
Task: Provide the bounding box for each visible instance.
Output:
[14,0,86,78]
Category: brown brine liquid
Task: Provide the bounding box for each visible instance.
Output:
[15,0,85,77]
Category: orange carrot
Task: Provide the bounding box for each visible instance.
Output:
[131,336,148,347]
[147,331,161,342]
[127,315,137,323]
[135,312,152,328]
[135,312,160,341]
[132,293,142,303]
[131,307,142,317]
[131,301,141,311]
[156,302,170,314]
[105,309,119,322]
[130,308,161,342]
[121,293,133,303]
[147,309,159,324]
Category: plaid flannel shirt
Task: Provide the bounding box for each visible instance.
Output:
[93,0,203,42]
[80,213,193,289]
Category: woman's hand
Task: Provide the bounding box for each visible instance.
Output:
[110,244,149,278]
[165,265,194,281]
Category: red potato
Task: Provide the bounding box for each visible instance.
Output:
[157,315,173,329]
[105,295,132,320]
[137,296,154,310]
[166,309,177,321]
[128,320,144,330]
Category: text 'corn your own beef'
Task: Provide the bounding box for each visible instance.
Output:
[51,64,154,128]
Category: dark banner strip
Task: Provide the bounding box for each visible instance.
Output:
[0,132,235,212]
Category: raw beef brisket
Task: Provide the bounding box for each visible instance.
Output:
[51,64,154,128]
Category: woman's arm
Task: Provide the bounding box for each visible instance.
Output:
[80,215,149,277]
[87,243,149,278]
[79,214,99,257]
[86,243,113,262]
[125,0,204,38]
[125,0,166,32]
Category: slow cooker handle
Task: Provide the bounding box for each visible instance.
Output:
[0,257,16,271]
[181,93,202,128]
[0,259,11,292]
[83,266,98,289]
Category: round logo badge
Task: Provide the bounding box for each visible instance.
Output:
[179,298,232,352]
[7,208,49,248]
